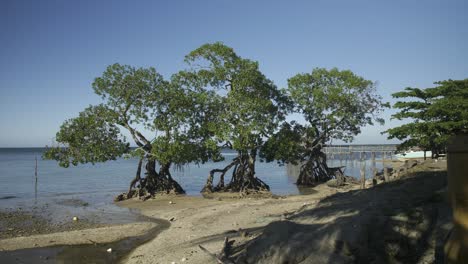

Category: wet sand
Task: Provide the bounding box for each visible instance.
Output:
[0,209,104,240]
[0,219,168,264]
[0,198,167,263]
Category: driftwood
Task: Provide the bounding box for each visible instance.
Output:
[199,237,235,264]
[329,166,347,186]
[326,166,361,188]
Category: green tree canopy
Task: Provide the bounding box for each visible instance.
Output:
[44,63,222,199]
[385,79,468,157]
[43,105,129,168]
[184,42,289,193]
[262,68,387,185]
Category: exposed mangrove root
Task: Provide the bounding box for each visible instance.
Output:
[115,159,185,201]
[296,150,338,186]
[202,154,270,195]
[202,158,239,193]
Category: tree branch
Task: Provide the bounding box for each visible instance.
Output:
[210,158,239,175]
[123,122,144,148]
[120,104,151,149]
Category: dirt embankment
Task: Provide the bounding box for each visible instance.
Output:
[232,169,450,263]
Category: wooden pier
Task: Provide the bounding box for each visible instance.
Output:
[324,145,397,163]
[323,144,397,155]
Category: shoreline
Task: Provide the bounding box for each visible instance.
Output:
[118,182,358,263]
[0,208,106,240]
[119,159,449,263]
[0,180,350,263]
[0,204,169,263]
[0,159,449,263]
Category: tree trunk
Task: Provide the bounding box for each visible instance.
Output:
[296,149,332,186]
[116,158,185,201]
[140,160,185,195]
[127,157,143,196]
[202,151,270,194]
[227,153,270,193]
[158,162,185,195]
[201,159,239,193]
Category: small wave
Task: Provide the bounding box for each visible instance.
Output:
[0,195,17,200]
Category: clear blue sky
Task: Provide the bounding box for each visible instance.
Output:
[1,0,467,147]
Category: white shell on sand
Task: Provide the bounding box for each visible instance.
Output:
[107,248,112,253]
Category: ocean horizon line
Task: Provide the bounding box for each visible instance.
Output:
[0,143,398,149]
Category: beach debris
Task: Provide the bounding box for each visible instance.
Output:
[239,229,248,238]
[72,216,79,221]
[107,248,112,253]
[181,257,187,262]
[199,237,235,264]
[169,200,174,204]
[169,217,176,222]
[87,238,98,245]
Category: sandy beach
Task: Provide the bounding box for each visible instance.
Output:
[121,159,450,264]
[119,182,351,263]
[0,159,450,263]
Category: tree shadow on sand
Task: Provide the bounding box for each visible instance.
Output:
[192,170,452,264]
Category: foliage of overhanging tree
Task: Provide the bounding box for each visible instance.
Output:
[44,63,222,199]
[384,79,468,158]
[183,42,289,193]
[261,68,387,186]
[43,105,130,168]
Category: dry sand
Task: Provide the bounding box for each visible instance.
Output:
[120,159,449,264]
[120,184,359,264]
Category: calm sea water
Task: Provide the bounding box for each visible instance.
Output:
[0,148,391,219]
